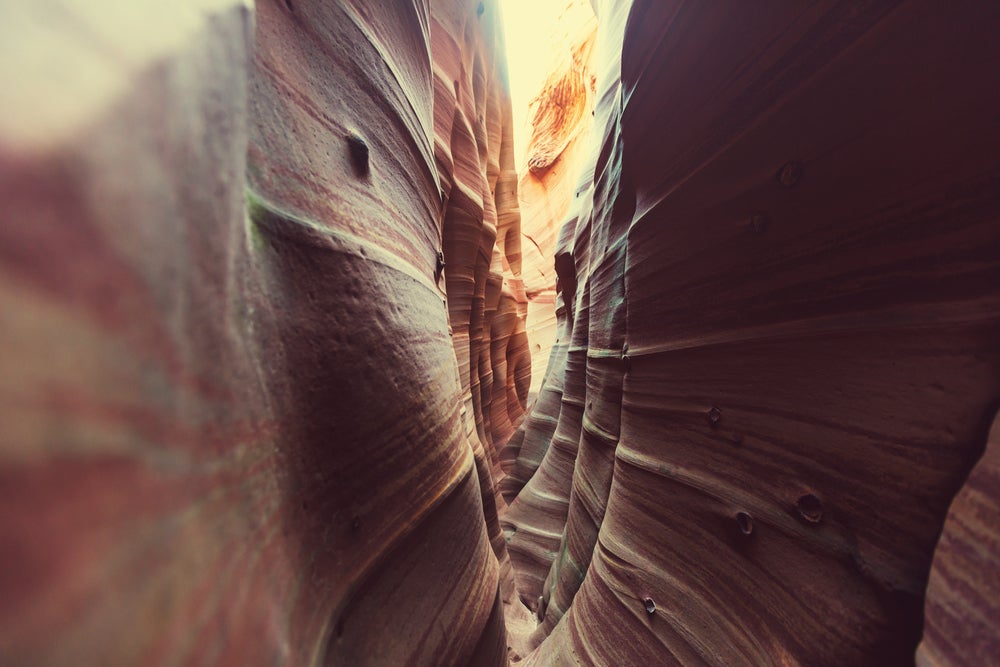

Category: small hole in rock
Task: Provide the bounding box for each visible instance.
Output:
[750,213,768,233]
[797,493,824,523]
[435,251,446,281]
[707,406,722,425]
[736,511,753,536]
[346,133,369,177]
[777,161,803,188]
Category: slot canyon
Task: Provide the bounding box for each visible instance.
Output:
[2,0,999,665]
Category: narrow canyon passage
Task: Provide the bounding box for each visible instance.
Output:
[1,1,999,666]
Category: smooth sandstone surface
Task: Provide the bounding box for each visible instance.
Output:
[2,1,1000,666]
[516,1,597,399]
[511,1,1000,665]
[1,0,521,664]
[917,409,1000,667]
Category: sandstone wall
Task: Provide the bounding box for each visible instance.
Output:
[917,408,1000,667]
[515,2,598,401]
[2,1,1000,665]
[510,1,1000,665]
[0,0,524,664]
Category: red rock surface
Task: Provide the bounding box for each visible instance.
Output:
[500,0,628,631]
[2,1,1000,665]
[430,0,531,616]
[514,1,597,403]
[1,0,522,664]
[508,1,1000,665]
[917,408,1000,667]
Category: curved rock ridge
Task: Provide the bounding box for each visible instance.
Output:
[507,0,1000,665]
[430,0,532,614]
[515,1,598,402]
[522,10,597,178]
[3,0,1000,665]
[917,408,1000,667]
[501,0,630,633]
[1,0,524,664]
[499,1,599,522]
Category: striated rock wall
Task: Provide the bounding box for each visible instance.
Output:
[501,0,631,633]
[430,0,531,612]
[0,0,525,664]
[509,1,1000,665]
[515,1,597,402]
[3,0,1000,665]
[917,408,1000,667]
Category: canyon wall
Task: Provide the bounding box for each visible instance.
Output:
[917,408,1000,667]
[2,1,1000,666]
[514,2,598,400]
[0,0,524,664]
[507,0,1000,665]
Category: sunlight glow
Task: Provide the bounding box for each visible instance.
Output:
[499,0,568,170]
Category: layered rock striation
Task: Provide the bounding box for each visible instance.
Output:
[918,408,1000,667]
[507,1,1000,665]
[1,0,525,664]
[2,1,1000,666]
